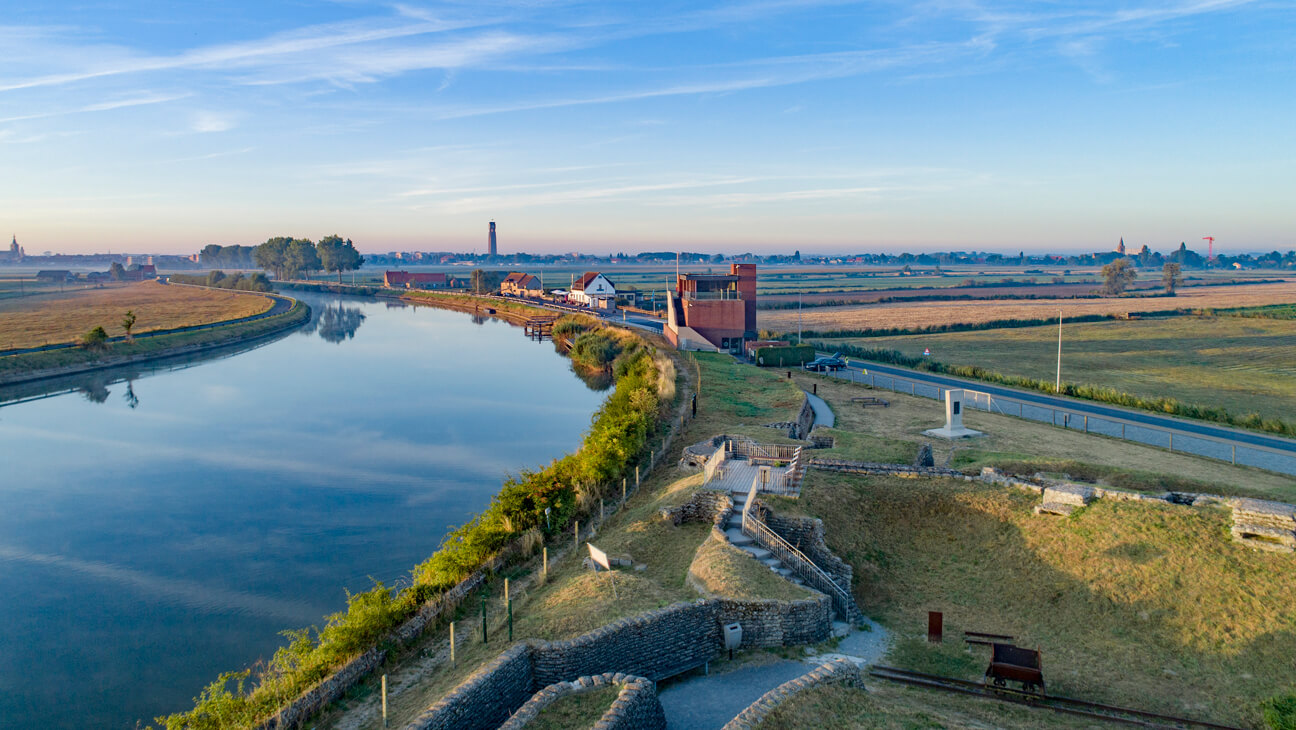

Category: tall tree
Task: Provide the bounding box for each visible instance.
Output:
[1161,262,1182,295]
[1101,258,1138,296]
[285,238,319,280]
[121,310,136,341]
[254,237,291,279]
[317,235,364,284]
[109,262,125,281]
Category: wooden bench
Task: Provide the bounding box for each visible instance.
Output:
[850,396,889,407]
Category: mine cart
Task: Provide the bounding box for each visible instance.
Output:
[985,643,1045,697]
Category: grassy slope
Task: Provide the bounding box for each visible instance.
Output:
[0,281,272,349]
[528,685,619,730]
[841,316,1296,424]
[690,531,811,601]
[792,368,1296,502]
[757,281,1296,333]
[792,471,1296,728]
[312,357,807,730]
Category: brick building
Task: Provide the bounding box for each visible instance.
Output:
[664,263,757,353]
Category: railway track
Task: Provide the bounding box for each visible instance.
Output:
[869,666,1243,730]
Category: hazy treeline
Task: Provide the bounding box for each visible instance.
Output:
[198,236,365,282]
[171,271,273,292]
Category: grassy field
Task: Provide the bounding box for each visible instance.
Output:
[529,685,619,729]
[780,471,1296,728]
[0,281,273,350]
[758,281,1296,333]
[841,315,1296,425]
[791,369,1296,501]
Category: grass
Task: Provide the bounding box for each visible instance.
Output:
[791,368,1296,501]
[0,281,273,350]
[793,471,1296,728]
[528,685,619,730]
[758,281,1296,334]
[836,315,1296,426]
[689,352,805,442]
[757,682,1097,729]
[689,531,811,601]
[0,298,309,381]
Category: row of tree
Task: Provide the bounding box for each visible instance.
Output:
[202,236,365,282]
[1101,259,1182,296]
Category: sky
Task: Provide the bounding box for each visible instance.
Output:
[1,1,1293,256]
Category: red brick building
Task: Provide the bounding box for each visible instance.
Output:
[384,271,448,289]
[664,263,757,353]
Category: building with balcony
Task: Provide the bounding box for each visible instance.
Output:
[664,263,757,353]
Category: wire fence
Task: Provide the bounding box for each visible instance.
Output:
[826,366,1296,477]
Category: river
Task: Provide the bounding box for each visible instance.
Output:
[0,291,608,729]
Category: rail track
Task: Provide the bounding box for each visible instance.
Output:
[869,666,1243,730]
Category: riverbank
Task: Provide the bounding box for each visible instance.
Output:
[0,295,309,387]
[280,280,550,326]
[158,290,688,729]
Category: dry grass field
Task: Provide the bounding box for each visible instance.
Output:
[771,472,1296,728]
[0,281,273,350]
[757,281,1296,333]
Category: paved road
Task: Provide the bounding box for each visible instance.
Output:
[658,659,811,729]
[804,390,835,428]
[834,357,1296,458]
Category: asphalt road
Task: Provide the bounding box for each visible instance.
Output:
[833,357,1296,458]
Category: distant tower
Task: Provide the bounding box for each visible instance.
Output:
[488,221,498,257]
[1116,237,1126,255]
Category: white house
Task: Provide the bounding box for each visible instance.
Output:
[569,272,617,310]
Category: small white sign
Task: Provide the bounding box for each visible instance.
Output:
[587,543,611,571]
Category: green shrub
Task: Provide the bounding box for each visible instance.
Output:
[81,326,109,350]
[569,330,623,370]
[754,344,814,367]
[1263,693,1296,730]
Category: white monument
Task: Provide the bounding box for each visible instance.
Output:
[924,389,983,439]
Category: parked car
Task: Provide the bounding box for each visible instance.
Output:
[804,353,846,372]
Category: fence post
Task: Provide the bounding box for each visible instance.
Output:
[1232,444,1236,465]
[542,548,548,582]
[1169,433,1173,453]
[450,621,456,664]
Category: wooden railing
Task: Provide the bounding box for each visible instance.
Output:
[741,475,859,623]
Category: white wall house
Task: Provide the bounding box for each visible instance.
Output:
[570,272,617,310]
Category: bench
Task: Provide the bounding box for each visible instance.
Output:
[850,396,889,407]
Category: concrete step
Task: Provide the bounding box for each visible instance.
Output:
[776,567,794,577]
[725,516,743,530]
[761,557,781,568]
[724,529,753,546]
[741,546,773,561]
[790,577,805,586]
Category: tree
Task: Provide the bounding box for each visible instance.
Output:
[254,237,291,279]
[81,326,109,351]
[109,262,125,281]
[206,269,226,287]
[1161,262,1182,295]
[121,310,136,341]
[1101,258,1138,296]
[285,238,320,280]
[317,235,364,284]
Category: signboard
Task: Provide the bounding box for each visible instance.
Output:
[923,347,931,357]
[587,543,611,571]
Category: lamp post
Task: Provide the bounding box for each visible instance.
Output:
[1055,310,1062,393]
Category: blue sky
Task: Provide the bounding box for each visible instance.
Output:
[1,1,1293,255]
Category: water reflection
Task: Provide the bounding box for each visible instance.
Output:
[303,299,367,344]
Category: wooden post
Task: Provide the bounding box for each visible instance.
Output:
[504,578,509,605]
[928,611,943,643]
[450,621,456,664]
[1232,444,1236,465]
[508,599,513,641]
[481,594,488,642]
[635,465,640,487]
[575,520,580,549]
[622,478,627,503]
[1169,432,1174,452]
[542,547,548,581]
[382,674,388,727]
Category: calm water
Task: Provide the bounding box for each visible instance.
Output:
[0,292,607,729]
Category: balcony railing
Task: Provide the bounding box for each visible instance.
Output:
[682,290,742,301]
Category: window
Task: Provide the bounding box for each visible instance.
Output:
[952,402,961,415]
[721,338,730,348]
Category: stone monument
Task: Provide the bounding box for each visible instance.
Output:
[923,389,983,439]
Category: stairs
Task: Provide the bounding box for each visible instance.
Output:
[724,492,806,587]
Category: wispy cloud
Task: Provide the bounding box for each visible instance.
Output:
[0,91,189,123]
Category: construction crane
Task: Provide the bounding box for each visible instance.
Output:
[1202,236,1215,262]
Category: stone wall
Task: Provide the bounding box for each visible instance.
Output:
[659,489,732,528]
[809,457,964,479]
[754,506,853,596]
[408,595,831,730]
[498,673,665,730]
[721,658,861,730]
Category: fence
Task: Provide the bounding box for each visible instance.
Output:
[740,475,860,623]
[825,366,1296,477]
[703,442,728,484]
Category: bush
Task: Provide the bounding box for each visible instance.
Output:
[1263,693,1296,730]
[569,330,623,371]
[173,271,274,293]
[754,344,814,367]
[81,326,109,350]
